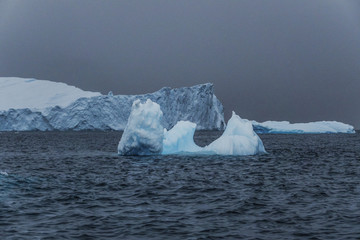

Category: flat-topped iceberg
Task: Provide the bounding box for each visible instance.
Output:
[0,77,225,131]
[118,99,266,156]
[252,120,355,134]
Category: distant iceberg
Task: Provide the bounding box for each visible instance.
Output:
[118,99,266,156]
[252,120,355,134]
[0,77,225,131]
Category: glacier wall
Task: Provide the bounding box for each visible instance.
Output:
[0,83,225,131]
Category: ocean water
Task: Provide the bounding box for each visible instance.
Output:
[0,131,359,239]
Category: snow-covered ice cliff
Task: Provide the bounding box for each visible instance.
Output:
[0,77,225,131]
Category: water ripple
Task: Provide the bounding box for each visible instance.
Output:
[0,131,359,239]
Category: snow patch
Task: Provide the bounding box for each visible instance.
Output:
[0,77,100,111]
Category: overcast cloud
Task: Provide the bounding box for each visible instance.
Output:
[0,0,359,128]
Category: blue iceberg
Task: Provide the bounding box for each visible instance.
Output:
[118,100,266,156]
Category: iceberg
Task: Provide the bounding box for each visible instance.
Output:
[0,78,225,131]
[162,121,203,154]
[118,99,266,156]
[204,112,266,155]
[252,120,355,134]
[118,99,164,156]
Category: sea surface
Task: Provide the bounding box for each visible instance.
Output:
[0,131,359,239]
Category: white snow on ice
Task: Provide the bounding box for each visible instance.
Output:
[118,99,266,156]
[252,120,355,134]
[0,77,100,111]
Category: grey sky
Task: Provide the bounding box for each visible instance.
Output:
[0,0,359,128]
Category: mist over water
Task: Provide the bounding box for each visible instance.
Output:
[1,131,359,239]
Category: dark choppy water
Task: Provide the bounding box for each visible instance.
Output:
[0,131,360,239]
